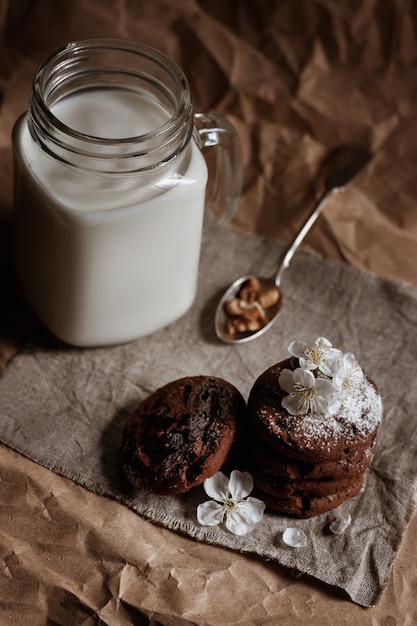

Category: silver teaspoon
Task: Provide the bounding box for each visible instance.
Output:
[215,143,373,344]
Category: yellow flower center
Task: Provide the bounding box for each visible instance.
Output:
[223,497,238,511]
[291,382,324,414]
[304,347,325,365]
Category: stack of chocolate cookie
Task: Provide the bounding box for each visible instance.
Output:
[246,357,383,518]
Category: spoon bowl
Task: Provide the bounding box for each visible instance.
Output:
[215,143,372,344]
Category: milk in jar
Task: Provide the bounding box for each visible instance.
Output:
[13,87,207,346]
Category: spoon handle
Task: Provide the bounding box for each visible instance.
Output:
[273,187,336,286]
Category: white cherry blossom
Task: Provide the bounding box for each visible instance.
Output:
[279,367,341,416]
[197,470,265,536]
[332,352,364,402]
[288,337,342,377]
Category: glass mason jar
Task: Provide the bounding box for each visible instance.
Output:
[12,38,242,346]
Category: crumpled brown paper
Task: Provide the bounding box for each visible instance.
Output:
[1,0,417,623]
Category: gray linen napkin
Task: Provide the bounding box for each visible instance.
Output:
[1,226,416,607]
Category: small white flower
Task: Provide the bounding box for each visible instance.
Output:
[197,470,265,536]
[279,367,342,416]
[288,337,342,377]
[333,352,364,402]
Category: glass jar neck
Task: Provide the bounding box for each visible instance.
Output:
[27,38,194,174]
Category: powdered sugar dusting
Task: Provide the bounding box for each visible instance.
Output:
[289,376,382,449]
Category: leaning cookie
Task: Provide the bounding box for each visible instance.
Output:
[121,376,245,495]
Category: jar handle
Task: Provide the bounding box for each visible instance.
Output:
[193,113,243,230]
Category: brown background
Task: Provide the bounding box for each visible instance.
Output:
[1,1,417,623]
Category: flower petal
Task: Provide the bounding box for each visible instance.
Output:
[281,394,304,415]
[311,378,340,414]
[293,367,315,387]
[225,497,265,535]
[314,336,332,349]
[278,368,296,393]
[319,349,343,376]
[287,341,307,359]
[225,509,252,535]
[224,507,261,536]
[228,470,253,499]
[203,471,229,500]
[344,352,360,372]
[329,512,351,534]
[327,394,342,415]
[239,497,266,524]
[298,358,318,371]
[314,377,337,395]
[282,527,308,548]
[196,500,224,526]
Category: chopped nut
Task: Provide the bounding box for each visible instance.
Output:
[227,316,262,335]
[246,318,262,331]
[224,298,244,317]
[258,287,280,309]
[224,298,265,322]
[239,301,265,321]
[238,277,260,303]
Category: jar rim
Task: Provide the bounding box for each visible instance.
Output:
[28,37,194,171]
